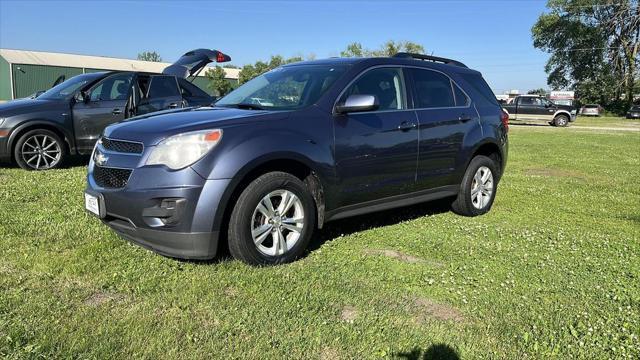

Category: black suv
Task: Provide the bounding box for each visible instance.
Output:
[0,49,230,170]
[85,53,508,266]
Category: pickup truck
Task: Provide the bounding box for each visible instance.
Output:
[502,95,576,127]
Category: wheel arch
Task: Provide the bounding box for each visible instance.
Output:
[212,154,328,243]
[467,140,505,179]
[8,121,74,161]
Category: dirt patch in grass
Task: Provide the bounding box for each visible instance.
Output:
[319,347,341,360]
[224,287,238,297]
[84,291,125,307]
[340,305,358,323]
[524,167,587,179]
[411,297,464,323]
[364,249,444,266]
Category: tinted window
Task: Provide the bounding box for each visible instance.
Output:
[148,76,180,98]
[411,69,454,108]
[178,78,210,98]
[459,73,499,107]
[342,67,406,111]
[453,82,469,107]
[217,65,347,110]
[519,97,543,106]
[90,73,133,102]
[38,73,103,101]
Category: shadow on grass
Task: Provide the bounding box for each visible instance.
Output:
[395,344,460,360]
[0,155,90,169]
[309,197,453,252]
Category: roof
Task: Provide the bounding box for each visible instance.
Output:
[0,48,239,79]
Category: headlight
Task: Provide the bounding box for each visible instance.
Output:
[0,118,5,126]
[146,129,222,170]
[571,110,577,114]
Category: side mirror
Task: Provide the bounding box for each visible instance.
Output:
[81,91,91,103]
[335,94,379,114]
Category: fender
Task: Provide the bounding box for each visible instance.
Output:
[7,119,77,156]
[553,110,571,119]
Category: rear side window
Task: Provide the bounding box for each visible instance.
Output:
[148,76,180,98]
[411,69,454,108]
[459,73,499,107]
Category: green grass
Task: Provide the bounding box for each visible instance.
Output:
[1,125,639,359]
[572,115,640,128]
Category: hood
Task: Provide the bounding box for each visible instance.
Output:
[0,98,67,118]
[556,104,575,111]
[103,106,281,146]
[163,49,231,79]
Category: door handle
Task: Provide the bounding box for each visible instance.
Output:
[112,108,122,115]
[397,121,417,131]
[168,102,178,108]
[458,114,472,122]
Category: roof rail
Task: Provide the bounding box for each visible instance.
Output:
[393,52,468,68]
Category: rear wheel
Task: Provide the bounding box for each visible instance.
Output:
[553,114,569,127]
[14,129,67,170]
[451,155,499,216]
[228,172,316,266]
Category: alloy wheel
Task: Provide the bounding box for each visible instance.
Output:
[251,189,305,256]
[471,166,494,209]
[20,134,62,170]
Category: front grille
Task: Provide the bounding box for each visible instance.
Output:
[101,138,143,154]
[93,166,132,189]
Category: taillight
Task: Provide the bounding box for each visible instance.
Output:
[501,110,509,132]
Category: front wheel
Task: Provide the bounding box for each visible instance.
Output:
[553,115,569,127]
[228,172,317,266]
[14,129,67,170]
[451,155,499,216]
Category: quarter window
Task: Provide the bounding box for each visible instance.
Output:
[148,76,181,98]
[411,69,455,108]
[341,67,406,111]
[453,83,469,107]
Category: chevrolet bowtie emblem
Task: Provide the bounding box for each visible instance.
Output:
[94,151,108,166]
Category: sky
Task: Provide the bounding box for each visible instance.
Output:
[0,0,552,94]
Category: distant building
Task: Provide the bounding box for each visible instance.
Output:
[0,49,240,101]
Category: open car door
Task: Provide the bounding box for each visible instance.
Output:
[162,49,231,81]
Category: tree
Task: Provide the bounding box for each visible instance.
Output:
[340,40,426,57]
[532,0,639,110]
[238,55,304,84]
[137,51,162,62]
[205,66,233,97]
[527,88,548,95]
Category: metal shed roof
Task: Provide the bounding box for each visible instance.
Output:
[0,48,239,79]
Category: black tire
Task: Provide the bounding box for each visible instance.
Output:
[228,171,317,266]
[14,129,67,170]
[451,155,499,217]
[553,114,569,127]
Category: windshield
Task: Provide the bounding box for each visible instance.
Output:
[216,65,348,110]
[38,73,103,101]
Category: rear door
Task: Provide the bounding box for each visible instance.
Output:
[136,75,184,115]
[409,68,476,189]
[517,97,553,121]
[72,72,134,153]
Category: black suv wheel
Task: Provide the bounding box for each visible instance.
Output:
[14,129,67,170]
[451,155,499,216]
[228,172,317,265]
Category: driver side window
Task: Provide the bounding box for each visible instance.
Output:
[89,73,134,102]
[342,67,406,111]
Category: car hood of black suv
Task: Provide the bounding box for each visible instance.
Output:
[103,106,283,146]
[0,98,68,119]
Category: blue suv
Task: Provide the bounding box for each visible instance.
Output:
[85,53,508,265]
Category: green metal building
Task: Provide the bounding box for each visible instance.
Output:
[0,49,239,102]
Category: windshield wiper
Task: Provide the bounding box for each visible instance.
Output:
[219,103,266,110]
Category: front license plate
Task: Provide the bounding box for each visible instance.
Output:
[85,193,100,216]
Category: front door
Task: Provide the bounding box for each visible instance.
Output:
[72,72,134,153]
[518,96,554,121]
[333,67,419,206]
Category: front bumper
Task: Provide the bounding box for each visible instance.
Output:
[86,147,231,260]
[627,113,640,119]
[0,135,10,163]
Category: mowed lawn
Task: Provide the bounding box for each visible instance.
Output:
[1,118,639,359]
